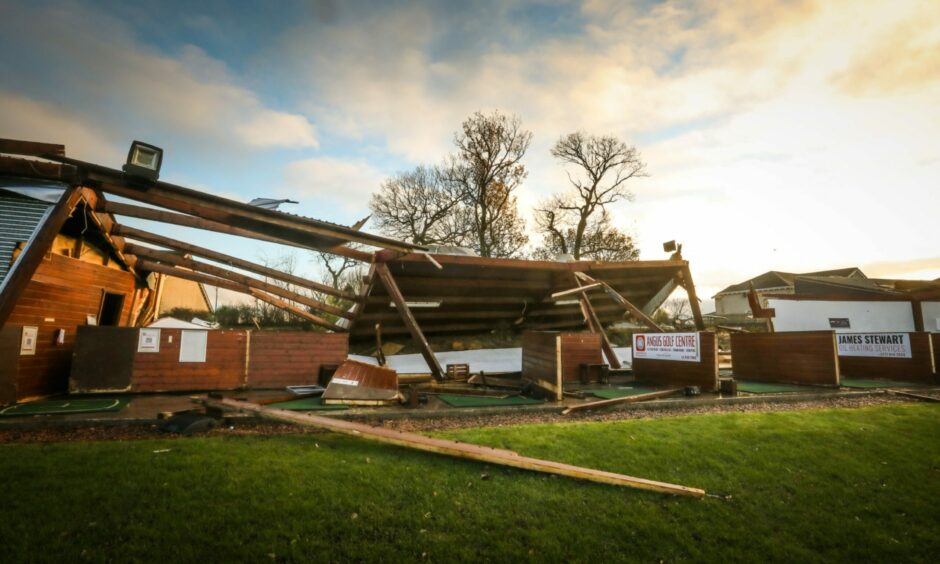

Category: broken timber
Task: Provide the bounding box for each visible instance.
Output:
[561,388,684,415]
[575,272,664,332]
[203,396,705,497]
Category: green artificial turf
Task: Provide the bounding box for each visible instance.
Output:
[266,397,348,411]
[582,386,660,399]
[437,394,543,408]
[0,398,128,417]
[840,378,922,389]
[736,381,817,394]
[1,404,939,562]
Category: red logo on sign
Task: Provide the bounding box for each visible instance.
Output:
[636,335,646,352]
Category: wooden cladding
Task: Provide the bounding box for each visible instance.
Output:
[70,328,349,393]
[632,332,719,391]
[731,331,840,387]
[838,332,936,383]
[521,331,604,400]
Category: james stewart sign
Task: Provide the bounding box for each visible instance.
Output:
[632,332,701,363]
[836,333,912,359]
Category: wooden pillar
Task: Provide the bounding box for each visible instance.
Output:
[574,275,621,369]
[374,263,443,380]
[680,266,706,331]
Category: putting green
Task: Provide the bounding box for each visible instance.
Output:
[266,397,348,411]
[582,387,661,399]
[437,395,544,408]
[736,381,816,394]
[840,378,923,389]
[0,398,128,417]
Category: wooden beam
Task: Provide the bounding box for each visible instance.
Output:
[132,258,345,331]
[204,397,705,497]
[679,265,706,331]
[0,138,65,157]
[102,200,373,262]
[125,244,352,319]
[374,263,444,380]
[561,388,684,415]
[0,155,77,183]
[551,282,603,300]
[576,276,622,369]
[576,272,664,332]
[0,187,83,327]
[113,224,357,301]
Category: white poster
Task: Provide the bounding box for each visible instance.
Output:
[137,328,161,353]
[179,330,208,363]
[836,333,912,358]
[20,326,38,355]
[632,332,701,362]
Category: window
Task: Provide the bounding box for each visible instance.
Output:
[98,292,125,326]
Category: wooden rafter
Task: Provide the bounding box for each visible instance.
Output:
[113,224,356,301]
[574,275,622,369]
[575,272,664,332]
[124,244,352,319]
[131,258,345,332]
[374,262,443,380]
[678,265,706,331]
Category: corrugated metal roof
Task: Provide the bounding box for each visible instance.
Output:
[0,188,54,289]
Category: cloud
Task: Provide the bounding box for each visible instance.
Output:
[282,157,386,213]
[0,2,318,152]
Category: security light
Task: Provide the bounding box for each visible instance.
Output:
[122,140,163,181]
[662,240,677,253]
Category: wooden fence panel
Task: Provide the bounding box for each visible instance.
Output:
[731,331,839,386]
[838,332,936,383]
[633,332,719,391]
[522,331,562,400]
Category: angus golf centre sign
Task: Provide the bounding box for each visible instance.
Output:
[632,333,701,362]
[836,333,912,358]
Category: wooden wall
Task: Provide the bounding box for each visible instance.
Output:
[521,331,562,400]
[559,333,603,382]
[248,332,348,388]
[70,327,350,393]
[0,326,19,405]
[838,333,936,383]
[4,252,138,400]
[633,332,719,391]
[933,333,940,374]
[731,331,840,387]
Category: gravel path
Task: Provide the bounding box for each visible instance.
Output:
[0,392,925,444]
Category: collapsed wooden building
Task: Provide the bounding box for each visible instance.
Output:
[0,138,706,403]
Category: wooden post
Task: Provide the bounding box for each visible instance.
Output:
[680,265,706,331]
[575,275,622,369]
[576,272,664,332]
[374,262,443,380]
[0,186,83,327]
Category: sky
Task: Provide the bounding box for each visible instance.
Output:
[1,0,938,311]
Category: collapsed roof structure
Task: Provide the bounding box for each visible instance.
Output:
[0,138,703,383]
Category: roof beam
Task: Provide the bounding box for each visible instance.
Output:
[575,272,663,332]
[130,258,345,332]
[113,224,356,301]
[124,244,352,320]
[375,262,443,380]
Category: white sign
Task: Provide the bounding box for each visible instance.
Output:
[20,326,38,355]
[632,332,701,362]
[179,330,208,363]
[836,333,912,358]
[331,377,360,387]
[137,328,161,353]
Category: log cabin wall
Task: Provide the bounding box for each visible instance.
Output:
[559,333,603,382]
[4,251,138,401]
[132,329,247,392]
[247,332,348,388]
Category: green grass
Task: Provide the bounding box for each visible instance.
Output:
[1,404,938,562]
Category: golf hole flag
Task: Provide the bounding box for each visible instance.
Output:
[633,333,701,362]
[836,333,912,358]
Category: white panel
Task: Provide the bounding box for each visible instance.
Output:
[137,328,161,353]
[767,300,915,333]
[920,301,940,332]
[179,330,208,363]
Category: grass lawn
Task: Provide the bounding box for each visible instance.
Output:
[1,404,938,562]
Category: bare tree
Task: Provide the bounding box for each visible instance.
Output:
[369,165,471,246]
[533,208,639,261]
[445,111,531,257]
[534,132,646,260]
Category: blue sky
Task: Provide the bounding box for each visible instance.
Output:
[2,0,939,307]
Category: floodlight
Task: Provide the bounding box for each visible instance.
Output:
[662,240,677,253]
[122,140,163,181]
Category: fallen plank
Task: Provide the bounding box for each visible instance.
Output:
[203,397,705,498]
[887,390,940,403]
[561,388,684,415]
